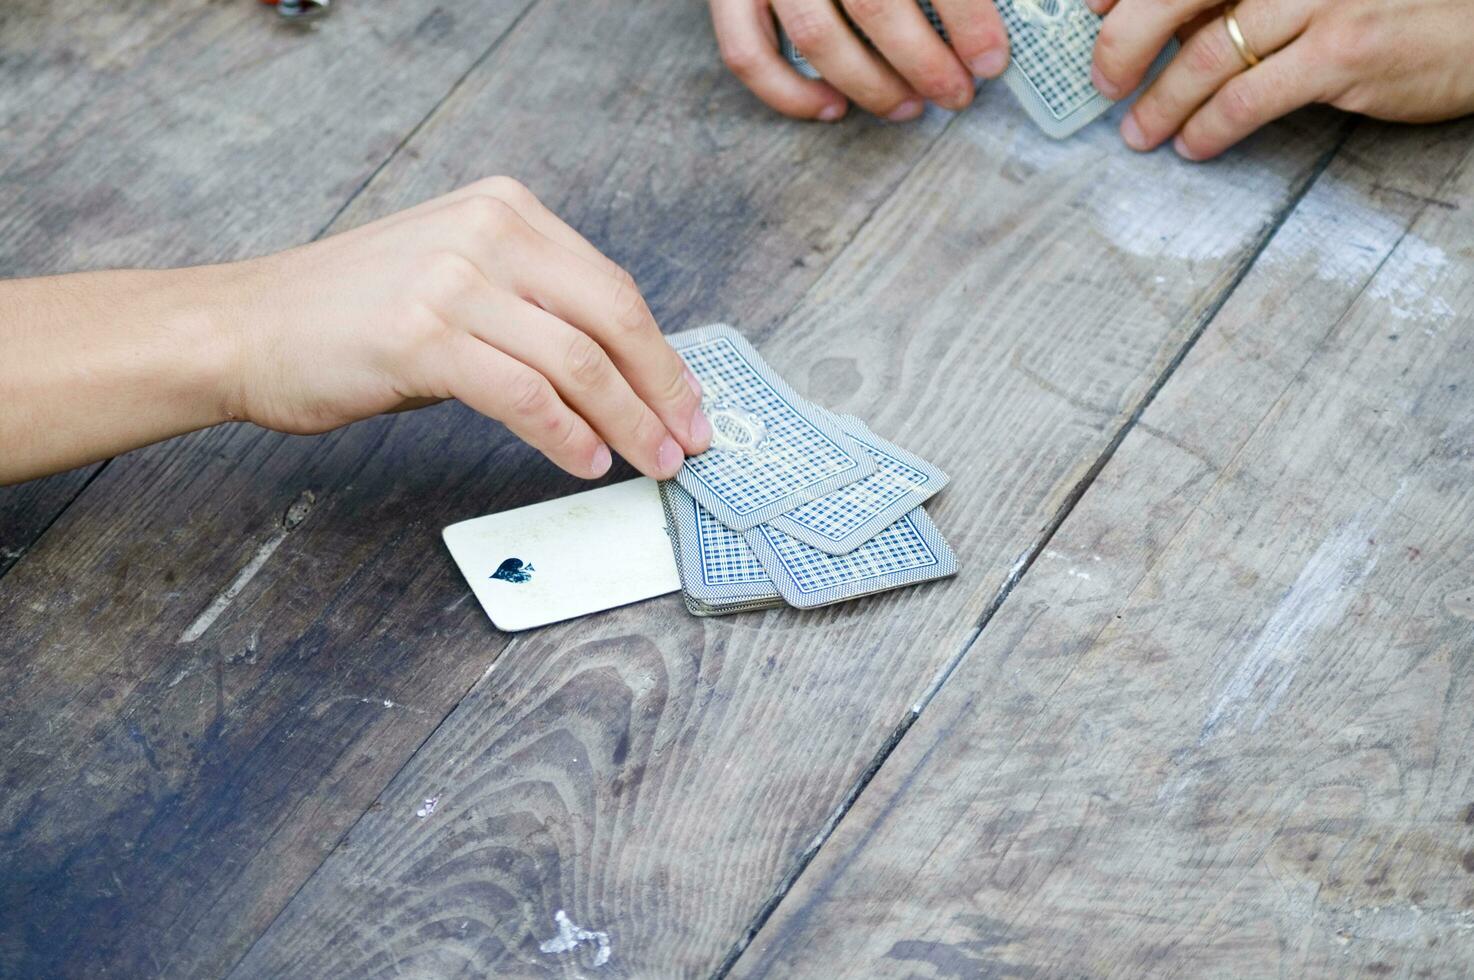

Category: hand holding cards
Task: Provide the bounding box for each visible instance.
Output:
[779,0,1176,138]
[444,324,958,628]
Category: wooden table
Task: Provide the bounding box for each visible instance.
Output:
[3,1,1472,976]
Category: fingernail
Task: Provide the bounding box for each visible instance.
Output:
[591,443,612,477]
[683,365,702,400]
[1173,134,1197,160]
[657,435,682,476]
[1084,0,1108,13]
[969,48,1007,79]
[817,102,846,122]
[1091,66,1121,99]
[1120,112,1148,151]
[887,99,923,122]
[689,406,712,448]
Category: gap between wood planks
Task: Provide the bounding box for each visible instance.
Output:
[708,116,1360,980]
[0,463,108,578]
[0,0,546,591]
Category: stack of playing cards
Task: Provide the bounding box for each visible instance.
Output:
[660,324,956,616]
[780,0,1176,139]
[441,324,957,631]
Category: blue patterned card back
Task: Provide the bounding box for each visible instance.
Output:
[767,414,947,555]
[743,506,958,609]
[659,479,780,604]
[668,324,876,531]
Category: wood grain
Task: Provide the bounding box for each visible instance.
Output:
[232,94,1352,980]
[732,120,1474,979]
[0,0,952,976]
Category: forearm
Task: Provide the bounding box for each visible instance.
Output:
[1,177,708,487]
[0,267,238,484]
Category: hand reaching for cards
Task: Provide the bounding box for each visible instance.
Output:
[0,178,710,485]
[223,178,710,479]
[709,0,1010,121]
[1093,0,1474,160]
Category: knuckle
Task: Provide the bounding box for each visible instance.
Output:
[630,407,668,450]
[459,195,522,241]
[608,268,654,340]
[399,301,453,358]
[1093,22,1122,65]
[660,360,692,406]
[1185,28,1231,76]
[474,175,538,210]
[720,42,764,77]
[546,409,586,455]
[563,333,611,389]
[1218,76,1257,125]
[843,0,887,23]
[783,8,834,51]
[507,370,552,419]
[418,250,482,309]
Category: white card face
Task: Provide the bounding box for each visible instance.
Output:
[442,478,680,632]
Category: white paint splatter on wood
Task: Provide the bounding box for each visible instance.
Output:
[178,490,316,643]
[539,909,611,967]
[415,796,439,819]
[1260,180,1453,321]
[1197,492,1399,747]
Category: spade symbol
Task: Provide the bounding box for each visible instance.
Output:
[490,557,534,584]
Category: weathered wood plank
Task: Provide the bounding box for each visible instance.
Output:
[0,0,542,572]
[732,119,1474,978]
[231,91,1352,979]
[0,467,94,576]
[0,1,951,976]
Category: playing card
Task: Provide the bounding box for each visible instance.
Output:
[659,479,782,606]
[743,506,959,609]
[768,414,948,555]
[995,0,1176,138]
[779,34,820,80]
[668,324,876,531]
[443,478,679,631]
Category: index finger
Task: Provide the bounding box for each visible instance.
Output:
[560,254,714,457]
[712,0,850,119]
[931,0,1010,79]
[448,207,711,457]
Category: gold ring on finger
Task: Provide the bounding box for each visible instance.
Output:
[1223,6,1261,67]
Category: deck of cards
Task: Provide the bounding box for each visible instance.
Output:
[443,324,957,631]
[780,0,1176,139]
[661,324,956,616]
